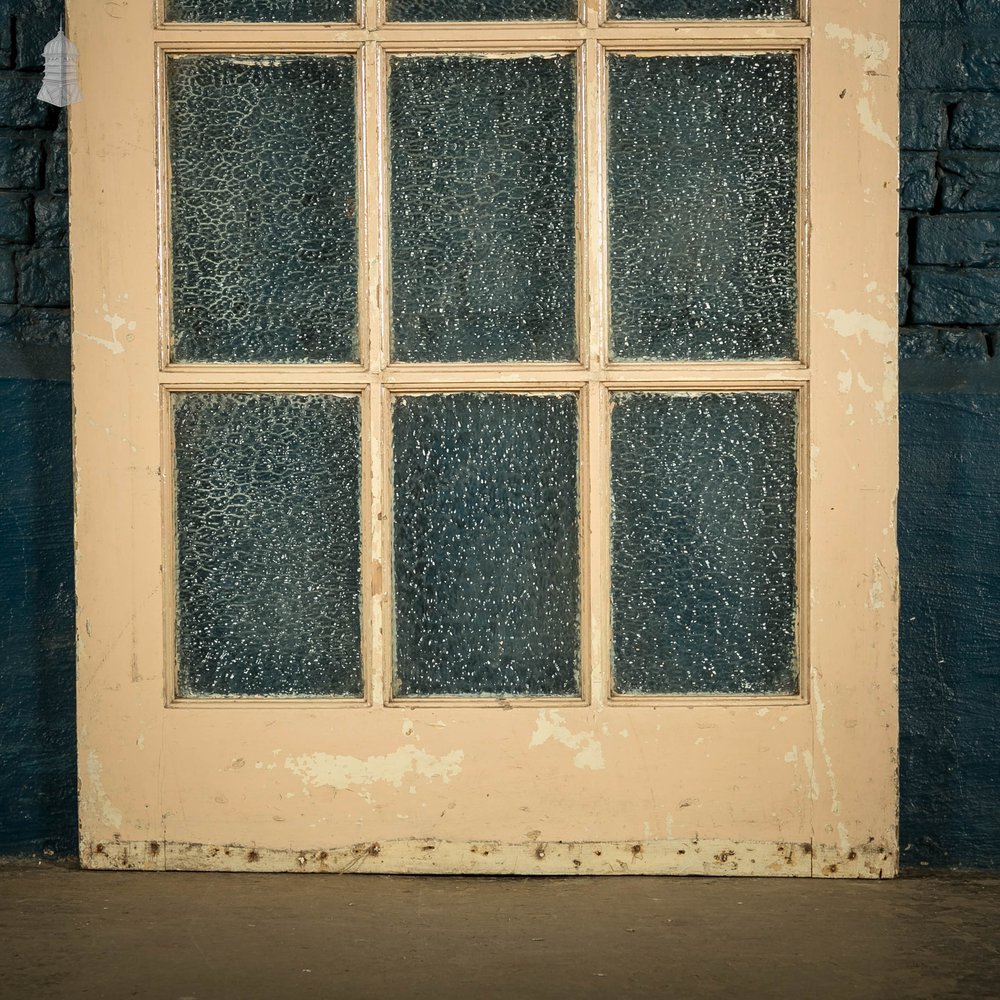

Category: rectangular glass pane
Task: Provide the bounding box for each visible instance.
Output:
[165,0,355,21]
[388,1,576,20]
[393,393,580,696]
[389,56,577,363]
[608,54,798,361]
[174,393,362,697]
[610,392,798,695]
[168,55,357,363]
[609,0,796,18]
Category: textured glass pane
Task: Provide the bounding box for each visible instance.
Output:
[609,0,796,18]
[608,54,798,361]
[168,55,357,363]
[388,1,576,20]
[610,392,798,695]
[393,393,580,696]
[165,0,355,22]
[174,393,362,697]
[389,56,576,362]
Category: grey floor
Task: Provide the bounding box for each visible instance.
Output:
[1,864,998,999]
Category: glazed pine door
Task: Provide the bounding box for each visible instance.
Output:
[72,0,899,875]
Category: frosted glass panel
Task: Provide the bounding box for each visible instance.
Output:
[168,55,357,363]
[174,393,362,698]
[393,393,580,696]
[609,0,796,18]
[165,0,355,22]
[608,54,798,361]
[388,1,576,20]
[610,392,798,695]
[389,56,577,363]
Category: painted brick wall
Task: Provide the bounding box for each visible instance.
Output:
[1,2,999,866]
[898,0,1000,868]
[0,0,75,857]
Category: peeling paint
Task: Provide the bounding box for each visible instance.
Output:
[825,309,895,347]
[802,750,821,802]
[86,750,123,829]
[813,676,842,817]
[529,710,605,770]
[824,24,895,149]
[284,745,465,802]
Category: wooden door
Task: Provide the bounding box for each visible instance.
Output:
[72,0,899,876]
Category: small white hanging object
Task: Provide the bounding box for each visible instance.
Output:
[37,27,82,108]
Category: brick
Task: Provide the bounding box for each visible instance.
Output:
[916,216,1000,266]
[902,28,967,90]
[964,35,1000,90]
[0,135,41,188]
[33,195,65,246]
[0,247,15,302]
[899,326,993,360]
[14,1,62,72]
[900,274,912,326]
[911,267,1000,325]
[0,304,69,345]
[0,77,51,128]
[901,215,912,273]
[950,97,1000,149]
[45,126,66,192]
[17,247,68,307]
[940,153,1000,211]
[0,191,30,240]
[901,153,938,211]
[901,92,947,150]
[904,0,1000,27]
[0,11,12,70]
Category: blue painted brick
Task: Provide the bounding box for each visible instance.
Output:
[0,247,15,302]
[33,195,66,247]
[0,305,69,345]
[0,77,51,129]
[14,1,62,72]
[899,326,993,360]
[901,92,947,150]
[916,216,1000,266]
[45,127,66,192]
[901,153,938,211]
[0,191,30,241]
[964,35,1000,90]
[950,97,1000,149]
[17,247,68,307]
[902,28,967,90]
[0,135,41,188]
[940,153,1000,211]
[912,266,1000,325]
[0,12,11,70]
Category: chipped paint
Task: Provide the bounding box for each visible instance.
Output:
[86,750,123,829]
[824,23,895,149]
[284,745,465,801]
[825,309,895,347]
[529,710,605,770]
[813,676,842,817]
[802,750,821,802]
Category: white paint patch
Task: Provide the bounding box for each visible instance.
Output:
[824,25,894,149]
[857,97,896,149]
[837,822,851,852]
[86,750,123,828]
[837,370,853,394]
[83,307,131,355]
[824,24,890,71]
[784,746,799,763]
[802,749,821,801]
[825,309,895,347]
[285,745,464,802]
[814,676,842,816]
[529,710,605,770]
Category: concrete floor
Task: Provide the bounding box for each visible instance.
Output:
[1,865,998,1000]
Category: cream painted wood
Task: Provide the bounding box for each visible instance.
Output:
[71,0,899,876]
